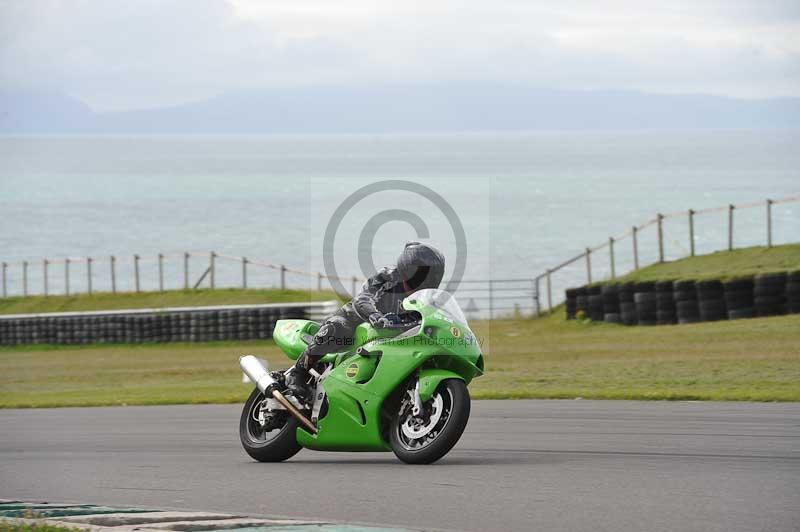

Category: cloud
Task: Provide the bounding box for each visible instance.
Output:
[0,0,798,110]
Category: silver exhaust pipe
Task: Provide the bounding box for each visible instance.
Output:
[239,355,318,435]
[239,355,276,395]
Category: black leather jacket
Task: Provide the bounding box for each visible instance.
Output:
[342,266,408,323]
[301,266,412,362]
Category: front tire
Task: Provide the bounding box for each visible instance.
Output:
[239,387,301,462]
[390,379,470,464]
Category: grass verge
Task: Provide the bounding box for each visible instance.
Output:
[1,312,798,406]
[472,312,800,401]
[0,523,79,532]
[0,288,340,315]
[613,243,800,283]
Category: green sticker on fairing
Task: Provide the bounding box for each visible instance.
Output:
[346,363,359,378]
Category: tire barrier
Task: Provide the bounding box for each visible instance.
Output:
[602,284,621,324]
[754,272,787,317]
[618,282,637,326]
[633,282,657,326]
[655,280,677,325]
[788,271,800,314]
[696,280,727,322]
[587,285,604,321]
[723,278,755,320]
[575,287,589,318]
[565,270,799,326]
[565,288,579,320]
[0,301,338,346]
[673,280,700,324]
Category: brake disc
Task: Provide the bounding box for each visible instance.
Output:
[401,394,444,439]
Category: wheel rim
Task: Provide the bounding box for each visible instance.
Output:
[395,388,454,451]
[246,393,290,444]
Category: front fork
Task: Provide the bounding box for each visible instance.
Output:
[411,378,425,416]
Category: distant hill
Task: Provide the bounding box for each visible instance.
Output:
[2,84,799,134]
[0,90,95,133]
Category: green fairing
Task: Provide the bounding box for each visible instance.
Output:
[273,320,395,363]
[417,368,464,402]
[272,319,318,360]
[272,291,484,452]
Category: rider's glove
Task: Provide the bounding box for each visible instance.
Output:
[369,312,400,329]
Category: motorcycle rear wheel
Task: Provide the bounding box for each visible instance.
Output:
[390,379,470,464]
[239,387,302,462]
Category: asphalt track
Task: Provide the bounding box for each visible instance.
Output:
[1,401,798,532]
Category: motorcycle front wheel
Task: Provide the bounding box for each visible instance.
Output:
[239,387,301,462]
[390,379,470,464]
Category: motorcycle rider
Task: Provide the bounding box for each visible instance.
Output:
[284,241,445,403]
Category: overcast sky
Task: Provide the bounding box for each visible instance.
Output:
[1,0,799,111]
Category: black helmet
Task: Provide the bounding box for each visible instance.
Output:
[397,242,445,291]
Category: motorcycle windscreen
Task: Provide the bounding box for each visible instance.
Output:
[403,288,468,325]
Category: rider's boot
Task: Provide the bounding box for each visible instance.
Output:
[284,352,314,406]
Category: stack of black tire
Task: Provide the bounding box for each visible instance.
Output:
[788,271,800,314]
[587,286,604,321]
[633,282,657,325]
[566,270,800,326]
[565,288,579,320]
[602,284,621,323]
[754,273,787,317]
[618,282,637,325]
[655,281,677,324]
[0,305,314,346]
[575,287,589,318]
[674,280,700,324]
[723,278,755,320]
[696,280,727,322]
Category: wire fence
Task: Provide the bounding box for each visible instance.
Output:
[1,196,797,320]
[0,251,366,300]
[533,196,800,314]
[0,249,536,319]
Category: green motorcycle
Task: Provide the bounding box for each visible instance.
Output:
[238,288,484,464]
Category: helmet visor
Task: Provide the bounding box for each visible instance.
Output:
[402,265,443,291]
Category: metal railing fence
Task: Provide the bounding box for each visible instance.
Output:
[0,251,365,299]
[0,249,534,319]
[532,195,800,314]
[1,196,797,319]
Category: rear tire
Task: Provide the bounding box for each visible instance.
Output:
[239,387,302,462]
[390,379,470,465]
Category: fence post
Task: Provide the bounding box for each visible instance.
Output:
[280,265,287,290]
[657,213,664,263]
[87,257,93,295]
[585,248,592,284]
[317,272,323,291]
[209,252,216,289]
[110,255,116,293]
[1,262,6,297]
[489,279,495,320]
[242,257,248,289]
[43,259,49,296]
[22,261,28,296]
[546,271,552,312]
[632,226,639,270]
[65,258,70,296]
[134,254,140,293]
[688,209,695,257]
[533,278,540,317]
[158,253,164,292]
[766,199,773,248]
[609,237,616,279]
[728,204,735,251]
[183,252,190,289]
